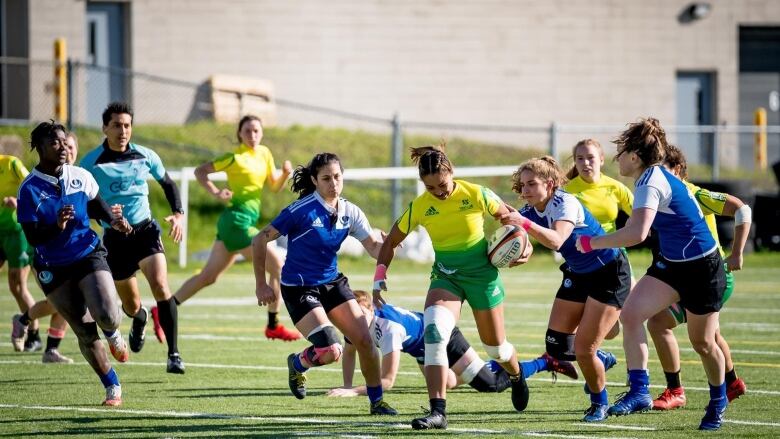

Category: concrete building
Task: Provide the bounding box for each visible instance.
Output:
[2,0,779,167]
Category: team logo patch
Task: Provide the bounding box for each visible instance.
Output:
[70,179,83,189]
[38,271,53,284]
[563,278,573,288]
[491,286,501,297]
[300,295,318,304]
[424,206,439,216]
[655,260,667,269]
[340,216,349,225]
[436,262,457,275]
[311,217,324,228]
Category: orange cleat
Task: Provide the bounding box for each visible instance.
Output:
[102,384,122,406]
[265,324,301,341]
[652,387,687,410]
[150,306,166,343]
[727,378,746,402]
[106,333,129,363]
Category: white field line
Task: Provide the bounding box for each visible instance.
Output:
[724,419,780,427]
[575,423,654,431]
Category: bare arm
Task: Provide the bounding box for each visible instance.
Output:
[267,160,293,193]
[361,231,385,260]
[587,208,656,250]
[195,162,232,201]
[252,225,281,306]
[328,345,400,396]
[500,207,574,251]
[342,342,357,388]
[721,194,750,271]
[372,224,408,308]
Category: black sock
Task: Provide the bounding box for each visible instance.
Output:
[664,370,682,389]
[725,368,737,385]
[19,311,31,326]
[45,336,62,352]
[173,296,181,306]
[430,398,446,416]
[133,307,148,327]
[27,328,40,341]
[268,311,279,329]
[157,298,178,355]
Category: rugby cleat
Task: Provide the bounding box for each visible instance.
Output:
[510,372,530,412]
[727,378,746,402]
[699,400,727,430]
[541,352,578,380]
[42,349,74,364]
[370,399,398,416]
[23,332,43,352]
[11,314,26,352]
[599,350,618,372]
[150,306,166,343]
[128,306,148,353]
[411,412,448,430]
[607,390,653,416]
[106,333,129,363]
[652,387,686,410]
[583,403,609,422]
[167,353,185,374]
[287,353,307,399]
[265,324,301,341]
[102,384,122,406]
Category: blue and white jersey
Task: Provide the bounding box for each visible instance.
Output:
[634,166,716,261]
[272,191,372,286]
[80,142,166,227]
[371,304,425,358]
[16,165,101,266]
[520,189,618,273]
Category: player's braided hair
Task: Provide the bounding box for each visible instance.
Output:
[30,120,67,151]
[663,144,688,180]
[613,117,667,167]
[236,115,263,144]
[566,138,604,180]
[512,156,568,194]
[290,152,342,199]
[410,143,453,178]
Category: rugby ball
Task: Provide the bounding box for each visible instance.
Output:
[487,225,530,268]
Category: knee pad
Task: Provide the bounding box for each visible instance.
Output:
[423,305,455,367]
[545,329,576,361]
[303,325,343,366]
[483,339,514,363]
[468,362,511,393]
[459,358,486,385]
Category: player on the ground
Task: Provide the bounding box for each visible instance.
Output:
[18,121,131,405]
[576,118,729,430]
[80,102,185,373]
[502,156,629,422]
[373,144,529,430]
[648,144,750,410]
[169,115,299,341]
[253,153,397,416]
[327,290,577,398]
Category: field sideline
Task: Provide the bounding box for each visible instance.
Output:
[1,251,779,438]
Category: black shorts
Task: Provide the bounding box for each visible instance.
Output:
[103,219,165,281]
[646,250,726,315]
[555,251,631,308]
[415,326,472,367]
[33,245,111,295]
[281,273,355,324]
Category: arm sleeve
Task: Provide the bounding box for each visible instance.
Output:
[694,188,727,216]
[348,205,372,241]
[157,172,183,213]
[21,222,62,247]
[87,193,114,223]
[553,196,581,224]
[378,322,405,356]
[396,202,417,234]
[633,184,662,211]
[480,186,503,215]
[617,182,635,216]
[83,171,100,200]
[146,148,167,181]
[270,207,293,237]
[11,158,29,181]
[212,153,234,172]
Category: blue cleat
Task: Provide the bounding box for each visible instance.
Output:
[583,403,609,422]
[698,401,727,430]
[607,390,653,416]
[599,350,617,372]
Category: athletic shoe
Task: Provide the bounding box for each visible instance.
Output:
[510,372,529,412]
[128,306,148,353]
[600,350,618,372]
[541,352,578,380]
[167,353,185,374]
[102,384,122,406]
[607,390,653,416]
[42,349,74,364]
[265,324,302,341]
[106,333,129,363]
[23,333,42,352]
[411,412,448,430]
[582,403,609,422]
[698,400,727,430]
[287,353,306,399]
[727,378,747,402]
[652,387,687,410]
[150,306,166,344]
[11,314,26,352]
[369,399,398,415]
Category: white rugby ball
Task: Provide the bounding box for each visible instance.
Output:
[487,224,530,268]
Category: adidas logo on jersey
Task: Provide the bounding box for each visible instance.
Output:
[424,206,439,216]
[312,217,324,227]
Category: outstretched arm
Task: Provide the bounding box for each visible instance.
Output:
[267,160,293,193]
[721,194,751,271]
[252,225,281,306]
[372,224,407,308]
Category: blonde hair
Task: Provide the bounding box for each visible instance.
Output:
[410,143,454,178]
[353,290,373,311]
[566,138,604,180]
[613,117,667,167]
[511,156,567,194]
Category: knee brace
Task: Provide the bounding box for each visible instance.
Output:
[302,325,343,367]
[423,305,456,367]
[545,329,576,361]
[459,358,486,386]
[483,339,514,363]
[468,361,511,393]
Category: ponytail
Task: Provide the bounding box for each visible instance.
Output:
[512,156,568,194]
[613,117,667,167]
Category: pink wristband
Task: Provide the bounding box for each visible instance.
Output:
[374,264,387,281]
[519,217,532,231]
[580,235,593,253]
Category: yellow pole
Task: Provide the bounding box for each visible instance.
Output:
[54,38,67,123]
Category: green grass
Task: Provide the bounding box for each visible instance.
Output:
[1,251,780,437]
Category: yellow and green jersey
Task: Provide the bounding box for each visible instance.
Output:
[564,174,633,233]
[685,181,726,257]
[0,155,29,232]
[396,179,502,252]
[212,143,276,212]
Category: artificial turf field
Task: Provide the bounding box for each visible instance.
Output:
[1,251,779,438]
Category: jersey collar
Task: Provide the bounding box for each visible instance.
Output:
[313,191,344,217]
[31,165,67,186]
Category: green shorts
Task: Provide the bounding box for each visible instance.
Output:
[429,240,505,310]
[216,203,261,252]
[0,228,32,268]
[669,263,734,325]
